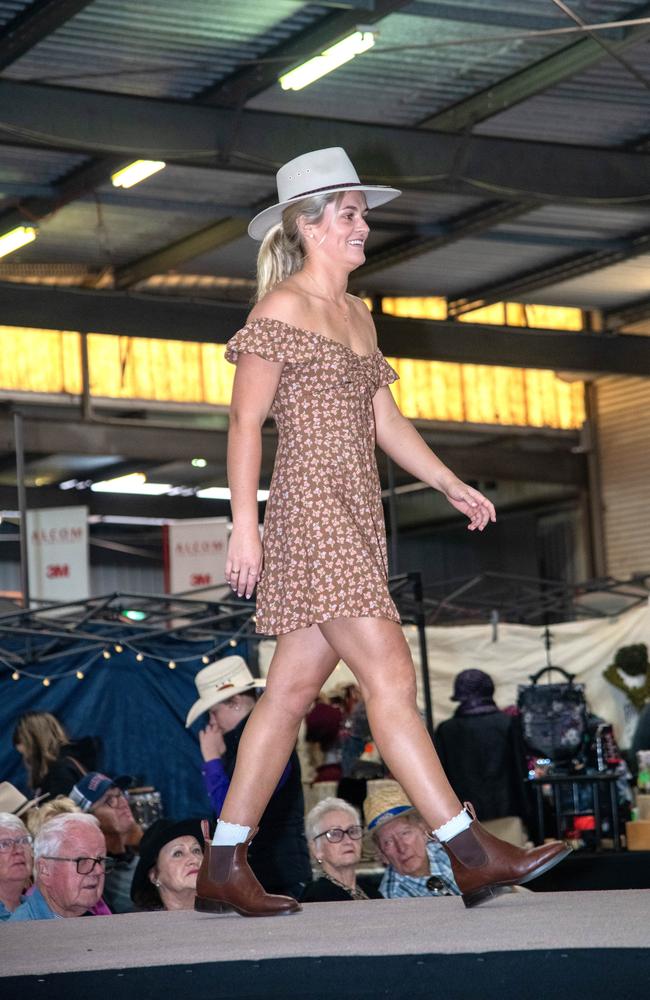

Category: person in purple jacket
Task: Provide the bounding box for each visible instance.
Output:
[186,656,310,899]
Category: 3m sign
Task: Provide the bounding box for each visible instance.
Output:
[26,507,89,605]
[163,519,228,600]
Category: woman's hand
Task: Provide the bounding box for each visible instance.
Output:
[225,526,263,598]
[199,720,226,762]
[442,477,496,531]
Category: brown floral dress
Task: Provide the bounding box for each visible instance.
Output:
[225,317,401,636]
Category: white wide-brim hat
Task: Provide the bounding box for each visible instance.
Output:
[185,655,266,728]
[248,146,401,241]
[0,781,48,817]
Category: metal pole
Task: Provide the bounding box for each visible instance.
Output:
[386,456,399,574]
[412,572,434,738]
[14,412,30,609]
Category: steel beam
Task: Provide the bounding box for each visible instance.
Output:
[199,0,412,107]
[448,228,650,316]
[0,0,94,71]
[603,295,650,330]
[0,417,585,488]
[0,281,648,375]
[419,4,650,132]
[0,81,649,204]
[114,218,249,288]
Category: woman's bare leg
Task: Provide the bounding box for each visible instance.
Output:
[318,616,462,829]
[219,624,340,827]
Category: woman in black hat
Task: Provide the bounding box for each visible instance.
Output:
[131,819,203,912]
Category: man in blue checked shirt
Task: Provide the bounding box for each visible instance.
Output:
[363,780,460,898]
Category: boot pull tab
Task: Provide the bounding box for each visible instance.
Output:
[201,818,210,844]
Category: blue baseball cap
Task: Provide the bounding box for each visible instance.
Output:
[70,771,132,812]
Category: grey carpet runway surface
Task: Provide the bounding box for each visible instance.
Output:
[1,891,648,976]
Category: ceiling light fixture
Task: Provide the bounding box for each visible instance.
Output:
[197,487,269,502]
[111,160,166,189]
[191,458,207,468]
[279,30,375,91]
[0,225,37,259]
[90,472,172,495]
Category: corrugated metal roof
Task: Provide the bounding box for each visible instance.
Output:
[351,237,565,296]
[519,254,650,309]
[0,144,89,189]
[12,199,218,268]
[249,8,574,126]
[4,1,330,100]
[0,1,33,30]
[475,35,650,147]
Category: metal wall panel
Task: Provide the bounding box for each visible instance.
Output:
[596,376,650,578]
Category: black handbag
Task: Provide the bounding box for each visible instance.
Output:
[517,665,588,762]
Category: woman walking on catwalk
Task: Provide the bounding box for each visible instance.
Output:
[195,147,569,916]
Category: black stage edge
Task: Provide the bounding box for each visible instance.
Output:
[527,850,650,892]
[2,950,648,1000]
[2,894,648,1000]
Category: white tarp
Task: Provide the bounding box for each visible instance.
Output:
[259,600,650,747]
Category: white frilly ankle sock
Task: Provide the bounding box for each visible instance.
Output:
[212,820,251,846]
[433,808,472,843]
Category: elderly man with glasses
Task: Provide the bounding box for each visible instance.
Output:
[10,813,109,920]
[69,771,139,913]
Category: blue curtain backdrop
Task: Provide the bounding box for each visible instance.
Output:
[0,636,248,819]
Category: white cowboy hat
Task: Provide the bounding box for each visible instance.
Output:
[185,655,266,728]
[248,146,401,241]
[0,781,48,817]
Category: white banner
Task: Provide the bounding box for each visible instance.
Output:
[164,518,229,600]
[26,506,89,605]
[259,601,650,747]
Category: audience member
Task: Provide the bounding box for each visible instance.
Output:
[305,698,344,783]
[10,813,108,920]
[0,781,46,818]
[70,772,139,913]
[631,703,650,758]
[12,712,99,800]
[187,655,311,899]
[0,813,33,919]
[24,796,80,837]
[364,781,460,899]
[434,669,527,842]
[302,797,380,902]
[131,819,203,911]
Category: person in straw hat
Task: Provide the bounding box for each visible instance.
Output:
[363,780,459,899]
[195,147,568,917]
[187,655,310,900]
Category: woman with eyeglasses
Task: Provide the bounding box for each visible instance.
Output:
[0,813,33,919]
[301,797,380,902]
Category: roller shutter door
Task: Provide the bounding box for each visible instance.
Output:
[596,376,650,578]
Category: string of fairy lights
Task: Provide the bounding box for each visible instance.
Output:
[0,615,255,686]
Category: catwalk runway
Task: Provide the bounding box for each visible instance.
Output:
[2,891,648,999]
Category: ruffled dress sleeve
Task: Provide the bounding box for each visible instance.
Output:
[375,353,399,388]
[225,317,317,365]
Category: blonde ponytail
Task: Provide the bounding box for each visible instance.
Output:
[255,192,341,302]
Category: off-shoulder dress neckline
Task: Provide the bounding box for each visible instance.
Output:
[243,316,382,361]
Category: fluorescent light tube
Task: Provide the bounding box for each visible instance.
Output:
[0,226,37,259]
[90,473,171,495]
[111,160,166,189]
[279,30,375,91]
[197,487,270,502]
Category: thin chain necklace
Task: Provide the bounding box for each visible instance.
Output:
[301,269,350,322]
[321,870,369,900]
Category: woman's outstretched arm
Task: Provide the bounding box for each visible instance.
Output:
[372,385,496,531]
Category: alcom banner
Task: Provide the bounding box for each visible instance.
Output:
[163,518,229,600]
[26,506,89,604]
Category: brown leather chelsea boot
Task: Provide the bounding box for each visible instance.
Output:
[441,803,571,908]
[194,821,301,917]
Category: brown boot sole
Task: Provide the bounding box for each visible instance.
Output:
[194,896,300,918]
[462,846,572,909]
